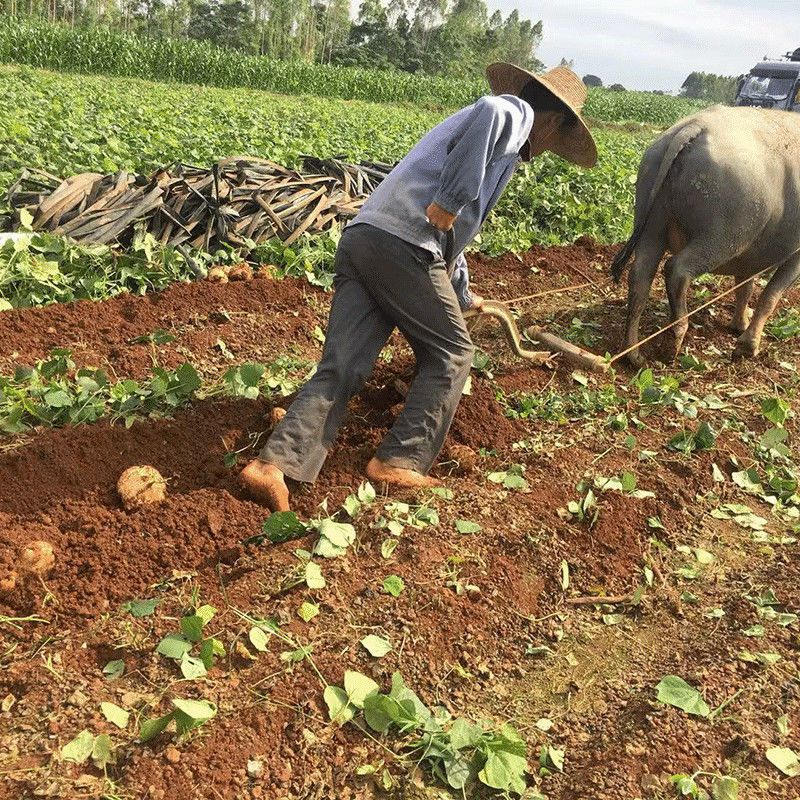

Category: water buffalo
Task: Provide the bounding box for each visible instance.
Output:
[611,105,800,366]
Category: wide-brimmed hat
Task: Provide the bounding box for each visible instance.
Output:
[486,63,597,168]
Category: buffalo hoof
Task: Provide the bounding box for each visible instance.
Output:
[732,337,758,361]
[730,308,753,335]
[626,350,646,369]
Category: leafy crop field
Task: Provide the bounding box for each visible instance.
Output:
[0,55,798,800]
[0,19,705,125]
[0,63,651,305]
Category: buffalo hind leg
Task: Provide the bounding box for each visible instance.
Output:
[731,278,754,334]
[623,238,666,367]
[734,254,800,359]
[661,254,695,361]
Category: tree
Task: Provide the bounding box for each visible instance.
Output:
[608,82,626,92]
[582,74,602,87]
[681,71,737,103]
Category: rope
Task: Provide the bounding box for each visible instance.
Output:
[496,265,773,368]
[506,280,599,305]
[607,266,771,365]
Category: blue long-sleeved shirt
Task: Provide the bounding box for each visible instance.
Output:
[351,94,534,310]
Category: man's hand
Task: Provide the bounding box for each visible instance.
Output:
[426,202,457,232]
[469,294,485,312]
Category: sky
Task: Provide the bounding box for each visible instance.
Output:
[490,0,800,92]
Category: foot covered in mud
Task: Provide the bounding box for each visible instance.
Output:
[239,460,290,512]
[366,457,441,489]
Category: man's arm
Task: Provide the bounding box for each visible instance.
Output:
[431,95,532,220]
[451,253,483,312]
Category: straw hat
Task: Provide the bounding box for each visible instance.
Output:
[486,63,597,168]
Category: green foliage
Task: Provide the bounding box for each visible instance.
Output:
[326,670,529,795]
[585,86,706,125]
[0,20,704,126]
[0,350,200,434]
[0,65,659,255]
[656,675,710,717]
[507,384,622,423]
[221,356,308,399]
[681,70,738,104]
[0,231,201,309]
[668,422,717,455]
[767,308,800,340]
[156,601,224,680]
[139,698,217,742]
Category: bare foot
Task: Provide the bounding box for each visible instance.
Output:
[239,460,290,511]
[366,457,441,489]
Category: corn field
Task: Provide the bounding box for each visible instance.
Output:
[0,18,706,125]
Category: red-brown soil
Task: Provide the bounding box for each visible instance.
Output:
[1,243,799,800]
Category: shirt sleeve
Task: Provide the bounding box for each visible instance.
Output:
[450,252,474,312]
[432,95,533,217]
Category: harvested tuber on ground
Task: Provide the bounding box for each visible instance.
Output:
[19,540,55,576]
[269,407,287,426]
[227,263,253,282]
[444,443,478,472]
[117,466,167,510]
[206,266,228,283]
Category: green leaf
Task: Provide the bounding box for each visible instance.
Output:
[180,615,205,643]
[247,626,270,653]
[323,685,354,725]
[179,653,208,680]
[260,511,307,544]
[363,693,396,733]
[44,389,72,408]
[139,713,173,742]
[101,702,129,729]
[172,698,216,721]
[304,561,325,589]
[443,750,472,789]
[123,598,159,617]
[91,733,114,769]
[60,730,95,764]
[761,396,790,426]
[238,363,265,387]
[343,670,379,709]
[449,717,483,749]
[655,675,710,717]
[102,659,125,680]
[361,634,392,658]
[317,519,356,547]
[357,481,376,504]
[503,473,529,491]
[297,601,319,622]
[382,575,405,597]
[766,746,800,777]
[454,519,481,534]
[381,538,398,558]
[743,624,765,637]
[194,604,217,625]
[429,486,453,500]
[712,776,739,800]
[175,363,201,393]
[156,634,193,659]
[199,637,223,670]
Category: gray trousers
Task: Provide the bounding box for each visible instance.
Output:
[258,224,475,482]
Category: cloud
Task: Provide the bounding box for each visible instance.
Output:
[490,0,800,91]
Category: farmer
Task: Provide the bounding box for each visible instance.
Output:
[241,63,597,511]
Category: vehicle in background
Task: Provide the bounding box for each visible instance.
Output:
[736,48,800,111]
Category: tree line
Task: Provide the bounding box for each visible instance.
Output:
[0,0,543,79]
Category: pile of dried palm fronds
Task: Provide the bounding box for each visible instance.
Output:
[7,156,392,251]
